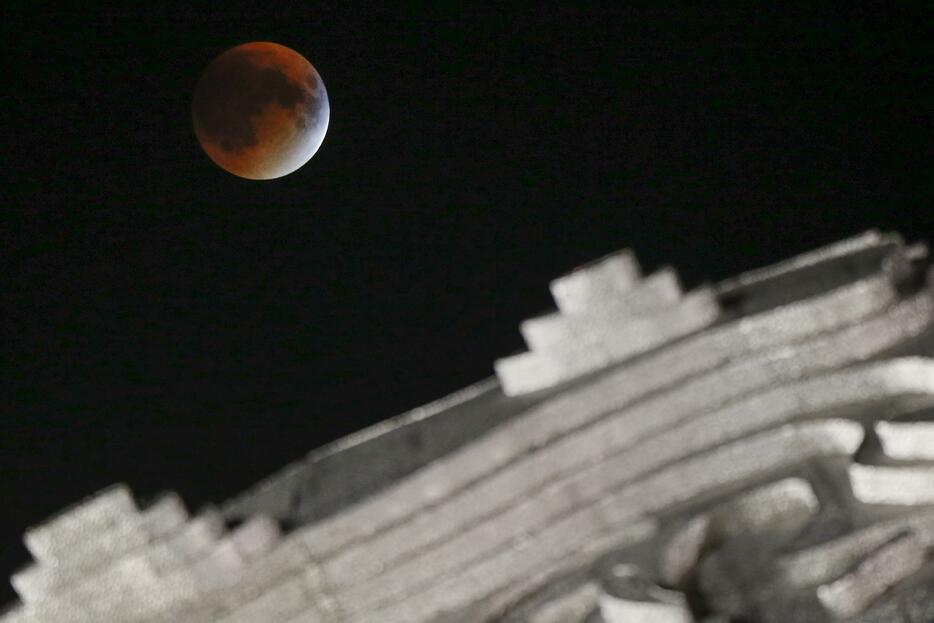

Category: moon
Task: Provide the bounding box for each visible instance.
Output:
[191,42,329,180]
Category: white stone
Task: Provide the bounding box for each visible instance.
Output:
[549,250,641,315]
[876,420,934,461]
[849,463,934,506]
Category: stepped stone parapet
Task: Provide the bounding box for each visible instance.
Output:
[6,230,934,622]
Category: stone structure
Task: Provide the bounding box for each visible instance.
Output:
[4,230,934,622]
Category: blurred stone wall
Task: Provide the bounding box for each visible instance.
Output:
[5,230,934,622]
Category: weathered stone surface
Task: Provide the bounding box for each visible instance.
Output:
[6,231,934,623]
[875,420,934,460]
[849,464,934,505]
[816,531,927,618]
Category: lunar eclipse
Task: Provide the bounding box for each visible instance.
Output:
[192,42,329,180]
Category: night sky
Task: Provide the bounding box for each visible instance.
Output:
[2,5,931,601]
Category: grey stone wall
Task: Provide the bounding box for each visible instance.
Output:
[5,230,934,622]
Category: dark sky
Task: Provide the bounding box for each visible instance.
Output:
[2,5,931,601]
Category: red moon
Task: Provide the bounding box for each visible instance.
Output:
[191,42,329,180]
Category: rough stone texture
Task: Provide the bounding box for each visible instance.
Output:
[816,531,927,618]
[848,463,934,505]
[875,420,934,460]
[5,229,934,622]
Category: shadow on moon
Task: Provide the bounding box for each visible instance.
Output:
[191,42,329,180]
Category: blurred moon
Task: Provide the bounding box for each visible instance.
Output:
[192,42,329,180]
